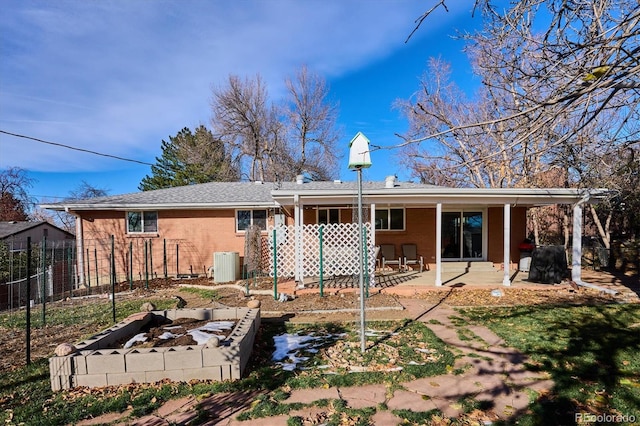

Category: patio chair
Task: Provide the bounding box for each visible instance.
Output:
[402,244,424,273]
[380,244,402,272]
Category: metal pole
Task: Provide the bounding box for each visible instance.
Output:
[67,245,73,297]
[129,241,133,290]
[357,167,366,353]
[86,248,91,295]
[144,240,149,289]
[149,239,153,279]
[176,243,179,277]
[364,226,369,298]
[41,236,46,325]
[94,247,98,288]
[319,225,324,297]
[163,239,167,278]
[110,235,116,322]
[25,237,31,365]
[273,228,278,300]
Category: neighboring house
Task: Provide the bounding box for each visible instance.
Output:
[0,221,74,250]
[40,178,607,287]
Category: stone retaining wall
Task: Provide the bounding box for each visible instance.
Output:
[49,307,260,391]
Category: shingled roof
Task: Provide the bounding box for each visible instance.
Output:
[39,180,435,211]
[39,179,607,212]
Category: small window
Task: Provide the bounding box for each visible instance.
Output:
[236,209,268,232]
[127,211,158,234]
[375,208,404,231]
[318,208,340,225]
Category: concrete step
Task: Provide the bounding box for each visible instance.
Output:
[441,261,496,273]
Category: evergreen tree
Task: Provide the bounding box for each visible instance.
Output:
[139,126,238,191]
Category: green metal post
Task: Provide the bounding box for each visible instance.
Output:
[144,240,149,289]
[319,225,324,297]
[67,245,73,298]
[25,237,31,365]
[364,227,369,298]
[110,235,116,323]
[129,241,133,290]
[94,248,98,287]
[273,229,278,300]
[41,236,46,325]
[149,239,153,279]
[163,239,167,278]
[86,248,91,295]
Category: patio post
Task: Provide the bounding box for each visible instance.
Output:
[503,203,511,286]
[571,201,583,283]
[435,203,442,286]
[294,195,304,287]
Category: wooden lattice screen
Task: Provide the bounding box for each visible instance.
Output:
[267,223,375,278]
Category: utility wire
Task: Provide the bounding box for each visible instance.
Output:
[0,129,154,166]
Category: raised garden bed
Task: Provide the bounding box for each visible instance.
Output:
[49,307,260,391]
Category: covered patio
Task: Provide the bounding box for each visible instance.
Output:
[270,181,610,289]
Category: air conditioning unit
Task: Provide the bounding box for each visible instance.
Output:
[213,252,240,283]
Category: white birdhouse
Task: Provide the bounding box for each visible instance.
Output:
[348,132,372,170]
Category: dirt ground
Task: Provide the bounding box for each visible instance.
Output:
[1,270,637,373]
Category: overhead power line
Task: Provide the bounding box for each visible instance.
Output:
[0,129,154,166]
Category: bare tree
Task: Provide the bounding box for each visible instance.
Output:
[406,1,640,154]
[401,0,640,243]
[397,58,553,188]
[0,167,34,221]
[211,75,285,182]
[283,65,341,180]
[211,68,341,182]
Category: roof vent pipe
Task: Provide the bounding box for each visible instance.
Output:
[296,174,304,184]
[385,175,396,188]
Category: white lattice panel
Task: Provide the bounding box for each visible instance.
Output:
[267,223,375,278]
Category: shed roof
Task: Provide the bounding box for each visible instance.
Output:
[0,221,73,239]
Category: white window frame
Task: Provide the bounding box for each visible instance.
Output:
[236,209,268,232]
[126,211,158,234]
[375,207,405,231]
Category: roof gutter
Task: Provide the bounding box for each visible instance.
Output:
[42,201,279,212]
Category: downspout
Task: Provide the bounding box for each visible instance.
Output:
[572,193,617,295]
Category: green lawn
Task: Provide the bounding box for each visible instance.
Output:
[2,299,639,425]
[0,306,454,425]
[459,303,640,425]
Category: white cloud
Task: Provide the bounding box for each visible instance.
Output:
[0,0,450,173]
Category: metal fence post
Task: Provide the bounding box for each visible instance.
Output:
[86,248,91,295]
[273,229,278,300]
[129,241,133,290]
[144,240,149,289]
[41,236,46,325]
[94,247,98,288]
[319,225,324,297]
[163,239,167,278]
[149,239,153,279]
[25,237,31,365]
[111,235,116,322]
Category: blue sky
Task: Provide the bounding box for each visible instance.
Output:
[0,1,482,203]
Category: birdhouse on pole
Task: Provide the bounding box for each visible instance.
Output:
[348,132,372,170]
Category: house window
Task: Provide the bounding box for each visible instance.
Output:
[236,209,267,232]
[318,208,340,225]
[375,208,404,230]
[127,211,158,234]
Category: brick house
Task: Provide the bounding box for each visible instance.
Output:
[40,178,607,287]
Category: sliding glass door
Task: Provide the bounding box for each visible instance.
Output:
[441,211,484,260]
